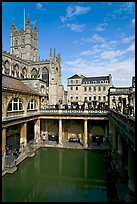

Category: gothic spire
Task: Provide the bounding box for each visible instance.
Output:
[49,48,52,60]
[54,48,56,61]
[26,15,31,29]
[11,18,15,29]
[34,21,37,30]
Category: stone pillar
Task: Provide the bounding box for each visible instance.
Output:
[116,132,124,177]
[2,128,6,171]
[34,119,40,143]
[20,123,27,148]
[105,123,108,138]
[126,147,135,201]
[2,128,6,156]
[58,119,63,146]
[84,119,88,148]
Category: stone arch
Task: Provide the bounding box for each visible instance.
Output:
[68,123,83,139]
[27,98,37,110]
[4,60,10,75]
[21,67,27,78]
[48,124,58,135]
[31,68,38,79]
[7,97,23,113]
[14,63,20,77]
[42,67,49,85]
[40,85,45,94]
[90,125,104,136]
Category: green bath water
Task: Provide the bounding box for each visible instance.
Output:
[2,148,117,202]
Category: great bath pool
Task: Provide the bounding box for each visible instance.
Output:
[2,148,118,202]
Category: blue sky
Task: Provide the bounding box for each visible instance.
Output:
[2,2,135,90]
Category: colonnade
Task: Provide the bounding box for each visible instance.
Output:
[110,121,135,201]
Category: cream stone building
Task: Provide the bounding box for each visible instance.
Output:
[67,74,113,108]
[2,16,65,106]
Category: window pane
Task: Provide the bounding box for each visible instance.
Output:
[7,102,12,111]
[14,103,18,110]
[19,102,22,110]
[14,98,18,102]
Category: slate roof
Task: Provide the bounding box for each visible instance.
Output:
[2,74,38,95]
[68,74,81,79]
[82,75,110,83]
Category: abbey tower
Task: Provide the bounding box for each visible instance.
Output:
[10,17,38,62]
[3,16,65,106]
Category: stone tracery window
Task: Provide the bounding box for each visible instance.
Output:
[31,68,38,79]
[40,85,45,94]
[4,60,10,75]
[22,67,27,78]
[42,67,49,85]
[7,98,23,112]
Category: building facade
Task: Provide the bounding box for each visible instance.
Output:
[67,74,113,108]
[2,16,65,106]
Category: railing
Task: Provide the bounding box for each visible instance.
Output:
[6,110,24,117]
[40,108,108,113]
[109,109,135,129]
[108,109,135,149]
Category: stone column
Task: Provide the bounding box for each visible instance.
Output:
[126,147,135,201]
[84,119,88,148]
[116,132,124,177]
[34,119,40,143]
[2,128,6,156]
[105,123,108,138]
[2,128,6,171]
[58,118,63,146]
[20,123,27,148]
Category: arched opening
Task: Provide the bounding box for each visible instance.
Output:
[42,67,49,86]
[27,99,36,110]
[4,60,10,75]
[40,85,45,94]
[31,68,38,79]
[7,98,23,113]
[21,67,27,78]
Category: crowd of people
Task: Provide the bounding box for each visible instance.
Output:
[55,102,108,111]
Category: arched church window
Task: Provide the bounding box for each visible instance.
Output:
[7,98,23,112]
[15,38,18,46]
[4,60,10,75]
[22,67,27,78]
[14,64,19,78]
[40,85,45,94]
[27,99,36,110]
[42,67,49,85]
[31,68,38,79]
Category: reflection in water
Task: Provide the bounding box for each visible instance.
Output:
[2,148,117,202]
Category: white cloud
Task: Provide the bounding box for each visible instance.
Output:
[60,16,67,23]
[66,5,90,19]
[122,35,135,44]
[127,43,135,52]
[60,4,91,23]
[36,3,46,10]
[36,3,43,9]
[100,50,124,60]
[91,34,105,43]
[95,23,108,32]
[63,57,135,87]
[66,23,85,32]
[132,18,135,25]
